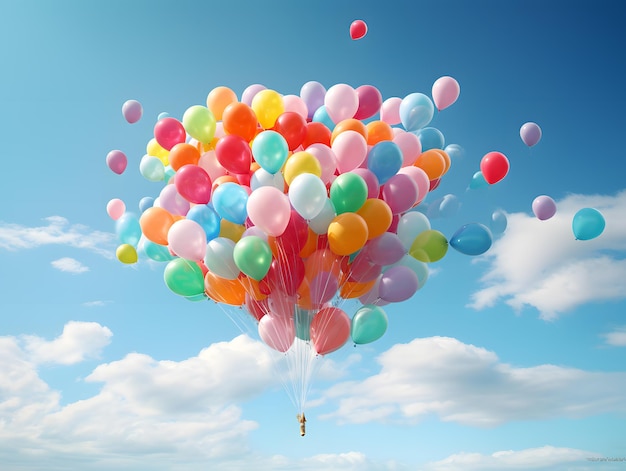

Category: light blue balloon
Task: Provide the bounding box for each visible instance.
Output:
[444,144,464,160]
[186,204,221,241]
[157,112,170,120]
[251,130,289,174]
[312,105,335,131]
[367,141,403,184]
[204,237,239,279]
[449,223,492,256]
[115,212,142,246]
[139,155,165,182]
[469,171,489,190]
[140,238,175,262]
[211,182,248,224]
[399,93,434,131]
[139,196,154,213]
[490,210,507,235]
[414,127,445,151]
[572,208,605,240]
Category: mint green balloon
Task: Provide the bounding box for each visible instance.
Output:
[409,229,448,262]
[163,258,205,297]
[233,236,272,281]
[351,305,388,345]
[330,172,368,214]
[295,307,314,340]
[182,105,216,143]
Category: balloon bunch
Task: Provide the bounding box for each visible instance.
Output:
[109,80,498,358]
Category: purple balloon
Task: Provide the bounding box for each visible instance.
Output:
[241,84,267,106]
[367,233,405,266]
[351,168,380,199]
[300,81,326,120]
[106,149,127,175]
[354,85,383,120]
[378,265,419,303]
[532,195,557,220]
[381,173,419,214]
[122,99,143,124]
[520,122,542,147]
[310,271,339,305]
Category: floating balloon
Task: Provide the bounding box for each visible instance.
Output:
[349,19,368,40]
[532,195,557,220]
[490,210,507,235]
[572,208,605,240]
[431,76,460,111]
[520,122,542,147]
[116,243,138,264]
[122,99,143,124]
[107,198,126,220]
[351,305,388,345]
[469,170,489,190]
[449,223,492,256]
[409,229,448,262]
[106,150,127,175]
[480,151,509,184]
[399,93,434,131]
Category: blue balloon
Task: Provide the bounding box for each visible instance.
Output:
[115,212,142,246]
[490,210,507,235]
[139,196,154,213]
[414,127,445,151]
[399,93,434,131]
[572,208,605,240]
[469,171,489,190]
[312,105,335,131]
[211,182,248,224]
[367,141,403,184]
[157,112,170,121]
[449,223,493,256]
[438,194,459,218]
[187,203,221,241]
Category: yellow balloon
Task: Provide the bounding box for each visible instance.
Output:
[219,219,245,242]
[116,244,138,264]
[146,138,169,164]
[251,89,284,129]
[283,151,322,186]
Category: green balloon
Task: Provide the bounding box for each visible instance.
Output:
[409,229,448,262]
[163,258,205,297]
[182,105,216,143]
[330,172,368,214]
[233,236,272,281]
[294,307,314,341]
[351,305,388,345]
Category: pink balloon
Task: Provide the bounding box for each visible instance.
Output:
[396,166,429,205]
[305,143,337,184]
[282,94,309,119]
[348,252,382,283]
[198,150,227,181]
[311,306,351,355]
[106,198,126,220]
[393,131,422,166]
[167,219,207,262]
[106,150,127,175]
[122,99,143,124]
[331,130,368,173]
[432,76,460,111]
[381,173,419,214]
[154,117,186,151]
[309,272,339,305]
[324,84,359,123]
[532,195,557,220]
[349,19,368,40]
[380,97,402,125]
[175,164,212,204]
[247,186,291,236]
[351,168,380,199]
[215,134,252,175]
[354,85,382,120]
[158,184,190,216]
[258,315,295,352]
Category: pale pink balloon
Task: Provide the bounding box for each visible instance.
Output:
[432,76,460,111]
[258,315,295,353]
[106,150,127,175]
[324,84,359,123]
[305,143,337,184]
[331,130,368,173]
[380,97,402,125]
[246,186,291,236]
[106,198,126,220]
[393,131,422,166]
[167,219,207,261]
[282,94,309,119]
[158,184,190,216]
[397,166,430,204]
[122,99,143,124]
[198,150,227,181]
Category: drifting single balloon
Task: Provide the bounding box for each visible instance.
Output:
[572,208,605,240]
[490,210,507,235]
[431,76,460,111]
[520,122,542,147]
[349,19,368,40]
[480,151,509,184]
[106,150,127,175]
[532,195,557,220]
[122,99,143,124]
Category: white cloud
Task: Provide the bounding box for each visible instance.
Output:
[321,337,626,427]
[0,216,115,258]
[22,321,112,365]
[82,300,109,307]
[468,190,626,320]
[51,257,89,273]
[603,326,626,347]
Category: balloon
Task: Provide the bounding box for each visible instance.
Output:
[175,164,212,204]
[397,166,429,204]
[305,143,337,184]
[140,207,175,245]
[378,265,419,302]
[158,184,190,216]
[282,94,309,119]
[182,105,216,144]
[251,130,289,174]
[330,172,368,214]
[313,105,336,131]
[266,253,305,296]
[106,150,127,175]
[250,167,285,191]
[331,118,367,143]
[164,258,205,297]
[354,85,382,120]
[332,129,368,173]
[204,272,245,306]
[414,127,445,152]
[140,238,175,262]
[480,152,509,184]
[431,76,460,111]
[140,155,165,182]
[392,254,429,290]
[204,237,239,280]
[393,131,422,166]
[520,122,542,147]
[409,229,448,262]
[309,198,337,235]
[300,81,326,120]
[273,111,307,151]
[168,219,207,262]
[169,143,201,171]
[241,83,267,106]
[349,19,368,40]
[437,194,460,219]
[351,168,380,199]
[247,186,291,236]
[251,89,284,129]
[381,173,419,214]
[283,151,322,186]
[139,196,154,213]
[275,210,309,254]
[367,232,405,266]
[469,171,489,190]
[115,212,142,246]
[206,86,238,121]
[116,243,138,264]
[444,144,464,160]
[233,235,272,280]
[380,97,402,125]
[324,84,358,123]
[122,99,143,124]
[303,121,332,148]
[154,117,186,151]
[532,195,557,220]
[186,204,221,241]
[414,149,446,180]
[258,315,295,353]
[351,305,388,345]
[366,120,394,145]
[399,93,434,131]
[449,223,492,256]
[356,198,393,240]
[222,102,258,141]
[327,212,369,256]
[289,173,328,220]
[211,182,248,224]
[367,141,403,184]
[215,134,252,174]
[490,210,507,235]
[107,198,126,220]
[572,208,605,240]
[396,211,431,250]
[311,306,351,355]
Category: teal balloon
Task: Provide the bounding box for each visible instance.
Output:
[351,305,388,345]
[414,127,445,151]
[251,130,289,174]
[212,182,248,224]
[367,141,403,184]
[185,293,208,302]
[115,212,142,246]
[312,105,335,131]
[399,93,434,131]
[233,236,272,281]
[163,258,205,297]
[490,210,507,235]
[187,203,221,241]
[469,171,488,190]
[572,208,605,240]
[449,223,492,256]
[140,239,175,262]
[295,307,314,341]
[330,172,368,214]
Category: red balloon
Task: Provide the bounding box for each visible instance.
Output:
[480,151,510,184]
[266,253,305,296]
[276,210,309,254]
[215,134,252,175]
[273,112,307,151]
[302,121,331,148]
[311,306,351,355]
[350,20,368,40]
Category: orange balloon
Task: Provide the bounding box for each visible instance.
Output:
[169,143,201,171]
[222,102,258,142]
[139,207,175,245]
[239,274,268,301]
[206,86,238,121]
[356,198,393,239]
[299,228,319,258]
[327,213,369,256]
[414,149,446,180]
[366,120,394,145]
[304,248,342,280]
[339,279,376,299]
[211,175,239,192]
[330,119,367,145]
[432,148,451,175]
[204,272,245,306]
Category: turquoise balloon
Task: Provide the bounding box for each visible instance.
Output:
[469,171,489,190]
[251,130,289,174]
[212,182,248,224]
[572,208,605,240]
[115,212,142,246]
[186,203,221,241]
[295,307,314,340]
[449,223,492,256]
[399,93,434,131]
[233,236,272,281]
[367,141,403,184]
[414,127,445,151]
[312,105,335,131]
[330,172,368,214]
[490,210,507,235]
[163,258,205,297]
[141,239,175,262]
[351,305,388,345]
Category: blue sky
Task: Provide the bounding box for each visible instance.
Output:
[1,1,625,470]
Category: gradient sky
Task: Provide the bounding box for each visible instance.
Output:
[1,1,625,470]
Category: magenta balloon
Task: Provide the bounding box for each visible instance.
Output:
[215,134,252,174]
[258,315,295,353]
[381,173,419,214]
[241,84,267,106]
[106,149,128,175]
[532,195,557,220]
[393,131,422,166]
[154,117,186,151]
[378,265,419,303]
[366,232,406,266]
[175,164,212,204]
[122,99,143,124]
[351,168,380,199]
[354,85,383,120]
[431,76,460,111]
[520,122,542,147]
[380,97,402,125]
